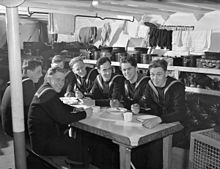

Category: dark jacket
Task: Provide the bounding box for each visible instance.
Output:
[143,76,188,148]
[121,73,150,111]
[1,77,39,138]
[28,82,87,154]
[143,76,186,123]
[66,67,98,97]
[90,73,124,106]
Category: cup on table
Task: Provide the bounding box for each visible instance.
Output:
[123,112,133,122]
[92,106,101,113]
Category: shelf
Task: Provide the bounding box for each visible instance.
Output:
[84,60,220,75]
[185,87,220,97]
[84,59,220,96]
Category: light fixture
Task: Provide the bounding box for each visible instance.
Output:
[92,0,99,7]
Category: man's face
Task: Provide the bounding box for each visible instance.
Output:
[71,61,86,77]
[50,71,65,93]
[150,67,167,87]
[28,65,43,83]
[98,61,112,82]
[121,62,137,82]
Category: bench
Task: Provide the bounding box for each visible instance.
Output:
[25,144,69,169]
[25,144,99,169]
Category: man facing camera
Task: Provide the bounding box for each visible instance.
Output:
[28,67,92,168]
[119,55,150,114]
[65,56,98,99]
[140,59,187,169]
[89,56,124,107]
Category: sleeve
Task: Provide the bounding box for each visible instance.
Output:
[160,84,186,123]
[1,86,13,136]
[89,79,100,99]
[140,84,161,115]
[85,68,98,94]
[89,79,111,106]
[65,73,77,94]
[42,90,87,125]
[112,76,124,100]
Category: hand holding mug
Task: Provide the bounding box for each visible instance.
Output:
[84,107,93,118]
[110,99,121,108]
[131,103,140,115]
[75,90,84,99]
[64,92,74,97]
[142,117,162,129]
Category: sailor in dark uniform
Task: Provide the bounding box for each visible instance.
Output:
[89,56,124,107]
[28,67,92,168]
[65,56,98,99]
[1,59,43,138]
[140,59,187,169]
[120,55,150,114]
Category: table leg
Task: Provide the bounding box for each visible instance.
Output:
[119,144,131,169]
[163,135,173,169]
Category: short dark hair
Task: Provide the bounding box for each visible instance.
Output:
[44,66,66,82]
[52,55,65,64]
[96,56,111,69]
[46,66,66,76]
[120,55,137,67]
[22,59,42,72]
[149,59,168,71]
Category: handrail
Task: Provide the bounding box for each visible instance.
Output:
[73,13,134,33]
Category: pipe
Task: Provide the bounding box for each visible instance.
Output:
[6,7,27,169]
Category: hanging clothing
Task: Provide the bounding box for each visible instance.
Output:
[78,26,97,44]
[101,22,111,46]
[48,13,75,35]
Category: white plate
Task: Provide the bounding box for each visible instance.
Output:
[107,107,127,114]
[136,115,158,123]
[60,97,79,105]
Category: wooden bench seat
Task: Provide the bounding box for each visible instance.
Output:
[25,144,99,169]
[25,144,67,169]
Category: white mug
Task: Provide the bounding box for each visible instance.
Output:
[92,106,101,113]
[123,112,133,122]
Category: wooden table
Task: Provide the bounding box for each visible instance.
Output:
[71,107,183,169]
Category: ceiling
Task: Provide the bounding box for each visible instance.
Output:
[1,0,220,21]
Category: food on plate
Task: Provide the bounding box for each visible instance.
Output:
[60,97,79,105]
[107,107,127,114]
[136,115,158,123]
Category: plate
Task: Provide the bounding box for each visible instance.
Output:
[136,115,158,123]
[60,97,79,105]
[107,107,127,114]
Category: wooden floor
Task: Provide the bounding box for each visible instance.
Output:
[0,121,15,169]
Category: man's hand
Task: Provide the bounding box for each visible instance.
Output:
[84,107,93,118]
[75,90,84,99]
[131,103,140,115]
[81,97,95,106]
[110,99,121,108]
[64,92,74,97]
[142,117,162,129]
